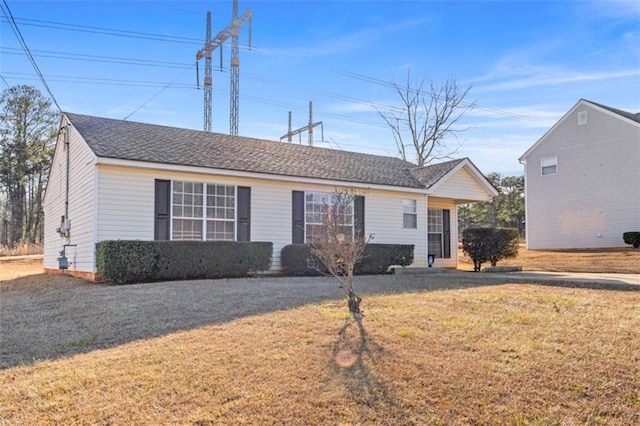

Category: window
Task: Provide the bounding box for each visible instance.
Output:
[402,199,417,229]
[172,181,235,241]
[304,191,353,243]
[541,156,557,176]
[428,208,444,258]
[578,111,588,125]
[172,181,204,240]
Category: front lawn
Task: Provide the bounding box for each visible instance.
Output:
[1,284,638,424]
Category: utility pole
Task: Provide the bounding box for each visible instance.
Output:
[280,101,324,146]
[196,1,252,134]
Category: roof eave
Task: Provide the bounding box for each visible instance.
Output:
[95,156,430,194]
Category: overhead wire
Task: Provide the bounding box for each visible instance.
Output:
[123,65,195,121]
[331,68,536,121]
[0,74,10,88]
[0,12,538,139]
[0,0,62,112]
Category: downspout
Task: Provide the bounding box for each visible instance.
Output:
[64,122,70,233]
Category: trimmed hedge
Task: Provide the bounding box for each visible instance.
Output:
[623,232,640,249]
[462,228,519,272]
[280,243,414,276]
[96,240,273,284]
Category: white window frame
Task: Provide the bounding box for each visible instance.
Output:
[171,180,236,241]
[171,181,204,241]
[428,208,444,258]
[402,199,417,229]
[541,156,557,176]
[304,191,353,243]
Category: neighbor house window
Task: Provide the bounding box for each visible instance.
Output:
[304,191,353,243]
[428,208,444,258]
[541,156,557,176]
[402,199,417,229]
[172,181,235,241]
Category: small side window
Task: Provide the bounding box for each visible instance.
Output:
[578,111,588,125]
[541,156,557,176]
[402,199,417,229]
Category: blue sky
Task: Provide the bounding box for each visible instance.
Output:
[2,0,639,176]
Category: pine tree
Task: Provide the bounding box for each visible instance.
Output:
[0,85,58,246]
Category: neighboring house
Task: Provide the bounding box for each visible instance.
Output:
[519,99,640,250]
[43,112,497,279]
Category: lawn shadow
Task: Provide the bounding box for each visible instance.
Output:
[331,316,396,410]
[3,271,638,369]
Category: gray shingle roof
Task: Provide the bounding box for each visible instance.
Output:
[586,100,640,124]
[65,112,468,190]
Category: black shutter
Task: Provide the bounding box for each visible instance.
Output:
[354,195,365,239]
[443,209,451,258]
[292,190,305,243]
[154,179,171,240]
[237,186,251,242]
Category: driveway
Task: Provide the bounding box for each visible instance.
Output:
[1,271,638,369]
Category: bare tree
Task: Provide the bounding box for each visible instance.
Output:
[376,70,475,167]
[310,188,372,318]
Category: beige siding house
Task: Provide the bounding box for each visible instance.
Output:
[519,99,640,249]
[43,113,497,279]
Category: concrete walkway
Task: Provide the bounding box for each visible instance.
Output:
[484,270,640,286]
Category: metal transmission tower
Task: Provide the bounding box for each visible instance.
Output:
[196,1,252,134]
[280,101,324,145]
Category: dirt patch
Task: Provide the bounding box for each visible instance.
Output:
[0,256,44,282]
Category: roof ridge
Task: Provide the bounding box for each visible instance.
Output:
[581,100,640,124]
[64,111,457,189]
[63,111,418,167]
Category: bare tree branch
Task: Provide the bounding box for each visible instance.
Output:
[310,187,373,318]
[376,70,475,167]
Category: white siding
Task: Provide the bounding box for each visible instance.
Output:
[523,102,640,249]
[94,165,431,270]
[430,165,495,202]
[366,191,428,267]
[43,125,96,272]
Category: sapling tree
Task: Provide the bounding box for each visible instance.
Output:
[310,188,371,318]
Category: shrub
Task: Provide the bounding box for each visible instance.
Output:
[280,244,323,276]
[488,228,520,267]
[462,228,519,271]
[356,244,414,274]
[280,243,414,276]
[96,240,273,284]
[462,228,493,272]
[623,232,640,249]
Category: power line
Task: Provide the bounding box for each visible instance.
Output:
[2,71,196,89]
[123,65,195,121]
[0,16,253,50]
[0,74,10,88]
[0,0,62,112]
[331,68,536,121]
[1,47,193,69]
[0,16,201,45]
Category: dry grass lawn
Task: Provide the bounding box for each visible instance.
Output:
[458,245,640,274]
[1,284,639,425]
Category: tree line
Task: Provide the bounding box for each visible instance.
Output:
[0,85,58,247]
[458,173,525,239]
